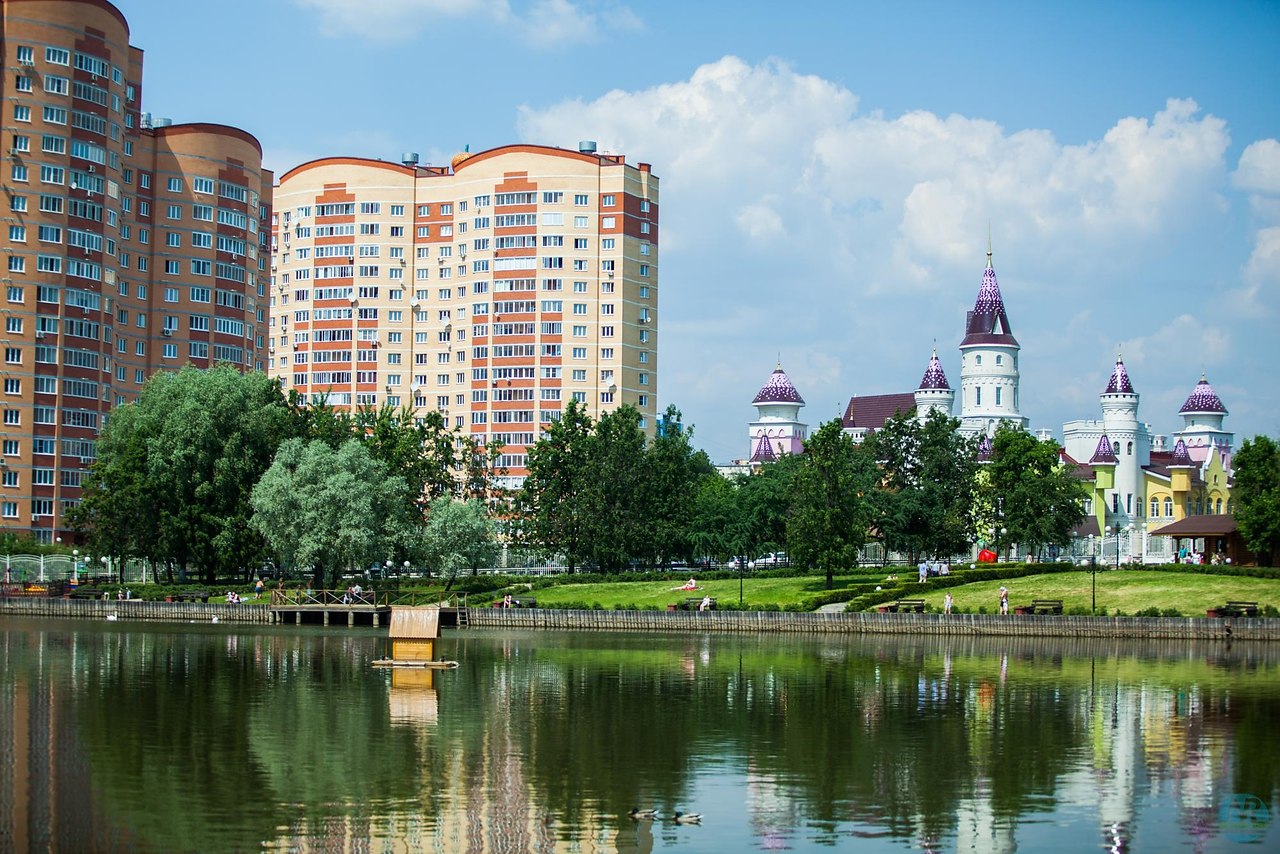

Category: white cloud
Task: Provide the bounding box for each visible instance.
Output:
[291,0,635,46]
[1232,139,1280,196]
[516,57,1267,460]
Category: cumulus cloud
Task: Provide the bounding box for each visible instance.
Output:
[292,0,636,45]
[1232,139,1280,196]
[516,56,1265,459]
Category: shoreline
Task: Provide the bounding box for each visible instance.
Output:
[2,597,1277,641]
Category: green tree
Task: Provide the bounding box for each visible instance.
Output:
[250,438,416,588]
[733,454,804,562]
[982,424,1088,559]
[867,409,979,562]
[355,404,459,518]
[582,405,649,571]
[517,400,594,572]
[787,419,881,588]
[72,366,297,583]
[639,406,716,567]
[420,496,499,588]
[1232,435,1280,565]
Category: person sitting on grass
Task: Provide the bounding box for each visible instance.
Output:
[671,578,698,591]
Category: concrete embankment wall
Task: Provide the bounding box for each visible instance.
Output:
[469,608,1280,641]
[0,597,269,624]
[3,600,1275,641]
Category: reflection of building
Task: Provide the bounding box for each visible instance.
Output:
[269,145,660,489]
[1,0,271,542]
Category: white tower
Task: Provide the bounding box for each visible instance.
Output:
[958,245,1027,436]
[748,363,808,462]
[914,349,955,422]
[1099,355,1148,523]
[1172,375,1233,466]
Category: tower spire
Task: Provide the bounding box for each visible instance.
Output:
[986,223,993,269]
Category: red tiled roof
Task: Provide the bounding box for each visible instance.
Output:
[842,393,916,430]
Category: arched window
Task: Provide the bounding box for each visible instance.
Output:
[1216,498,1223,513]
[995,355,1003,365]
[975,355,982,365]
[1195,498,1203,515]
[1150,497,1158,518]
[1113,441,1120,456]
[1127,441,1133,456]
[1164,497,1173,517]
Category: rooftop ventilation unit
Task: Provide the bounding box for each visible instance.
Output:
[401,152,419,167]
[578,140,598,154]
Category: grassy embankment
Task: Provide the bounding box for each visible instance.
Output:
[492,568,1280,616]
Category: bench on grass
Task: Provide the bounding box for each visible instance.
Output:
[1015,599,1063,615]
[176,591,212,603]
[1208,601,1258,618]
[877,599,926,613]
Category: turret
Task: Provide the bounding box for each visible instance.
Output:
[1173,374,1233,464]
[914,349,955,422]
[958,243,1027,436]
[747,362,808,461]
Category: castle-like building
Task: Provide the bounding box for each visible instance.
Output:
[743,245,1233,559]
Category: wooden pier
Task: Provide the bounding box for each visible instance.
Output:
[268,590,468,629]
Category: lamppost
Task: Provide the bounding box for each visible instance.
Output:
[999,527,1007,562]
[384,559,392,580]
[739,555,745,605]
[73,549,79,585]
[1127,522,1137,567]
[101,555,109,585]
[403,560,411,578]
[1088,534,1096,614]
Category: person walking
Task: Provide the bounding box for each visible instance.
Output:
[944,592,954,615]
[998,586,1009,615]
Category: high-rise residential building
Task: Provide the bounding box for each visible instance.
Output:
[269,143,659,488]
[2,0,272,541]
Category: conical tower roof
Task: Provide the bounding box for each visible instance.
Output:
[1170,438,1194,467]
[976,434,993,461]
[960,248,1019,348]
[1089,434,1117,465]
[917,349,951,390]
[749,434,777,463]
[1104,356,1135,394]
[1178,374,1226,414]
[752,363,805,405]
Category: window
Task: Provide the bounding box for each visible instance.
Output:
[975,387,981,406]
[995,387,1002,406]
[602,194,616,207]
[1164,497,1173,517]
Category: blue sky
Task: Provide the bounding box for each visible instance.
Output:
[118,0,1280,462]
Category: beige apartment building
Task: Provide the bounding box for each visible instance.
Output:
[270,145,659,487]
[2,0,272,541]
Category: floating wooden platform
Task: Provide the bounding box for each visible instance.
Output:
[372,659,458,669]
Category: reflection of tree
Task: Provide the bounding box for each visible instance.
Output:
[70,629,421,851]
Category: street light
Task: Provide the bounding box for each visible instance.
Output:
[999,527,1007,562]
[73,549,79,585]
[1088,534,1096,614]
[1105,525,1121,571]
[100,554,109,584]
[403,560,411,577]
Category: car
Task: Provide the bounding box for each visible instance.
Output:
[755,552,787,566]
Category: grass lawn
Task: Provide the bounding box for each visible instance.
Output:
[909,570,1280,616]
[484,569,1279,617]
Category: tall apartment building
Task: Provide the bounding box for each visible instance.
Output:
[270,144,659,488]
[2,0,272,541]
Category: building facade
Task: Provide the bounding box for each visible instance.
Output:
[269,144,658,488]
[2,0,271,541]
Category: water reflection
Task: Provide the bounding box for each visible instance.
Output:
[1,619,1277,852]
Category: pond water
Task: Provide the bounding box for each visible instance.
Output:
[1,617,1277,852]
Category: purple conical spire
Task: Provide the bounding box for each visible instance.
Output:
[960,247,1019,348]
[750,434,777,462]
[917,349,950,390]
[1170,438,1194,466]
[1104,356,1135,394]
[752,363,805,405]
[1089,433,1117,465]
[1178,374,1227,414]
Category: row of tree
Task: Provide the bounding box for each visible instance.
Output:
[70,367,1279,590]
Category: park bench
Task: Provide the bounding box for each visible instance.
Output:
[1015,599,1064,615]
[684,597,715,611]
[68,586,104,600]
[1208,601,1258,618]
[175,591,212,603]
[878,599,926,613]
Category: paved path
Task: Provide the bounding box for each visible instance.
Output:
[817,602,849,613]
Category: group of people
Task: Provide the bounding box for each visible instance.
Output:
[340,583,364,605]
[916,560,951,583]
